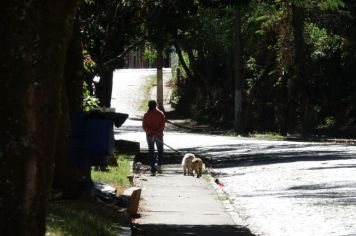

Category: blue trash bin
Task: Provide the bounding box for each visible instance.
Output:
[70,112,114,167]
[85,119,114,166]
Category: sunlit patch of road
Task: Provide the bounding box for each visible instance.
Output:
[111,68,156,117]
[220,158,356,236]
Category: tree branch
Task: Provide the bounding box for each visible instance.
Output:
[173,41,194,79]
[95,38,146,75]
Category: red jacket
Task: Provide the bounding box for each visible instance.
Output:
[142,108,165,138]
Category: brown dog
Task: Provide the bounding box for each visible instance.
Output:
[191,157,203,178]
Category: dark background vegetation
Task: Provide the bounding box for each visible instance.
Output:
[170,1,356,137]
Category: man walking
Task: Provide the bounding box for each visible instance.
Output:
[142,100,165,176]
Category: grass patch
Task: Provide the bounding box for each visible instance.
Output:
[91,154,132,190]
[217,194,229,201]
[224,130,243,137]
[139,74,157,112]
[202,174,211,182]
[249,132,284,141]
[46,154,132,235]
[224,131,285,141]
[46,200,123,236]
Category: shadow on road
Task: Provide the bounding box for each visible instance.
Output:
[134,142,356,173]
[134,151,182,166]
[283,182,356,205]
[181,143,356,170]
[132,223,253,236]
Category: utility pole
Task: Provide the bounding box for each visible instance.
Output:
[233,4,242,132]
[156,48,164,111]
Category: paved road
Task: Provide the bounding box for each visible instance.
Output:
[112,69,356,236]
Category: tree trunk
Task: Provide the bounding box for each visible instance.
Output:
[233,5,243,132]
[66,14,84,113]
[0,1,79,235]
[94,3,126,108]
[52,13,85,198]
[156,48,164,111]
[291,4,311,134]
[97,70,114,108]
[173,42,194,79]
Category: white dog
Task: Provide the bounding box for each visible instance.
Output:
[181,153,195,176]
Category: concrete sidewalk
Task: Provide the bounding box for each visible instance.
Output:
[132,163,253,236]
[114,69,251,235]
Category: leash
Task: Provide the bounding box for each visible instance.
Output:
[154,138,213,171]
[155,138,182,155]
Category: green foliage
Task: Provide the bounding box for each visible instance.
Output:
[289,0,345,9]
[317,0,345,10]
[91,154,132,187]
[251,3,281,36]
[177,52,190,78]
[142,0,199,49]
[305,23,342,59]
[83,50,96,74]
[318,116,336,128]
[143,44,157,62]
[83,0,95,5]
[83,81,99,111]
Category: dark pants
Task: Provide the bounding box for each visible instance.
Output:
[146,135,163,173]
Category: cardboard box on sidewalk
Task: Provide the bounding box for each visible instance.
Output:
[123,187,142,217]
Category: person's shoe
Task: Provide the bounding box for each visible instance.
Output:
[150,172,156,176]
[156,165,162,174]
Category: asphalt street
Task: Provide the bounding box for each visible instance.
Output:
[112,68,356,236]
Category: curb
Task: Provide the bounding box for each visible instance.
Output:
[207,171,248,228]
